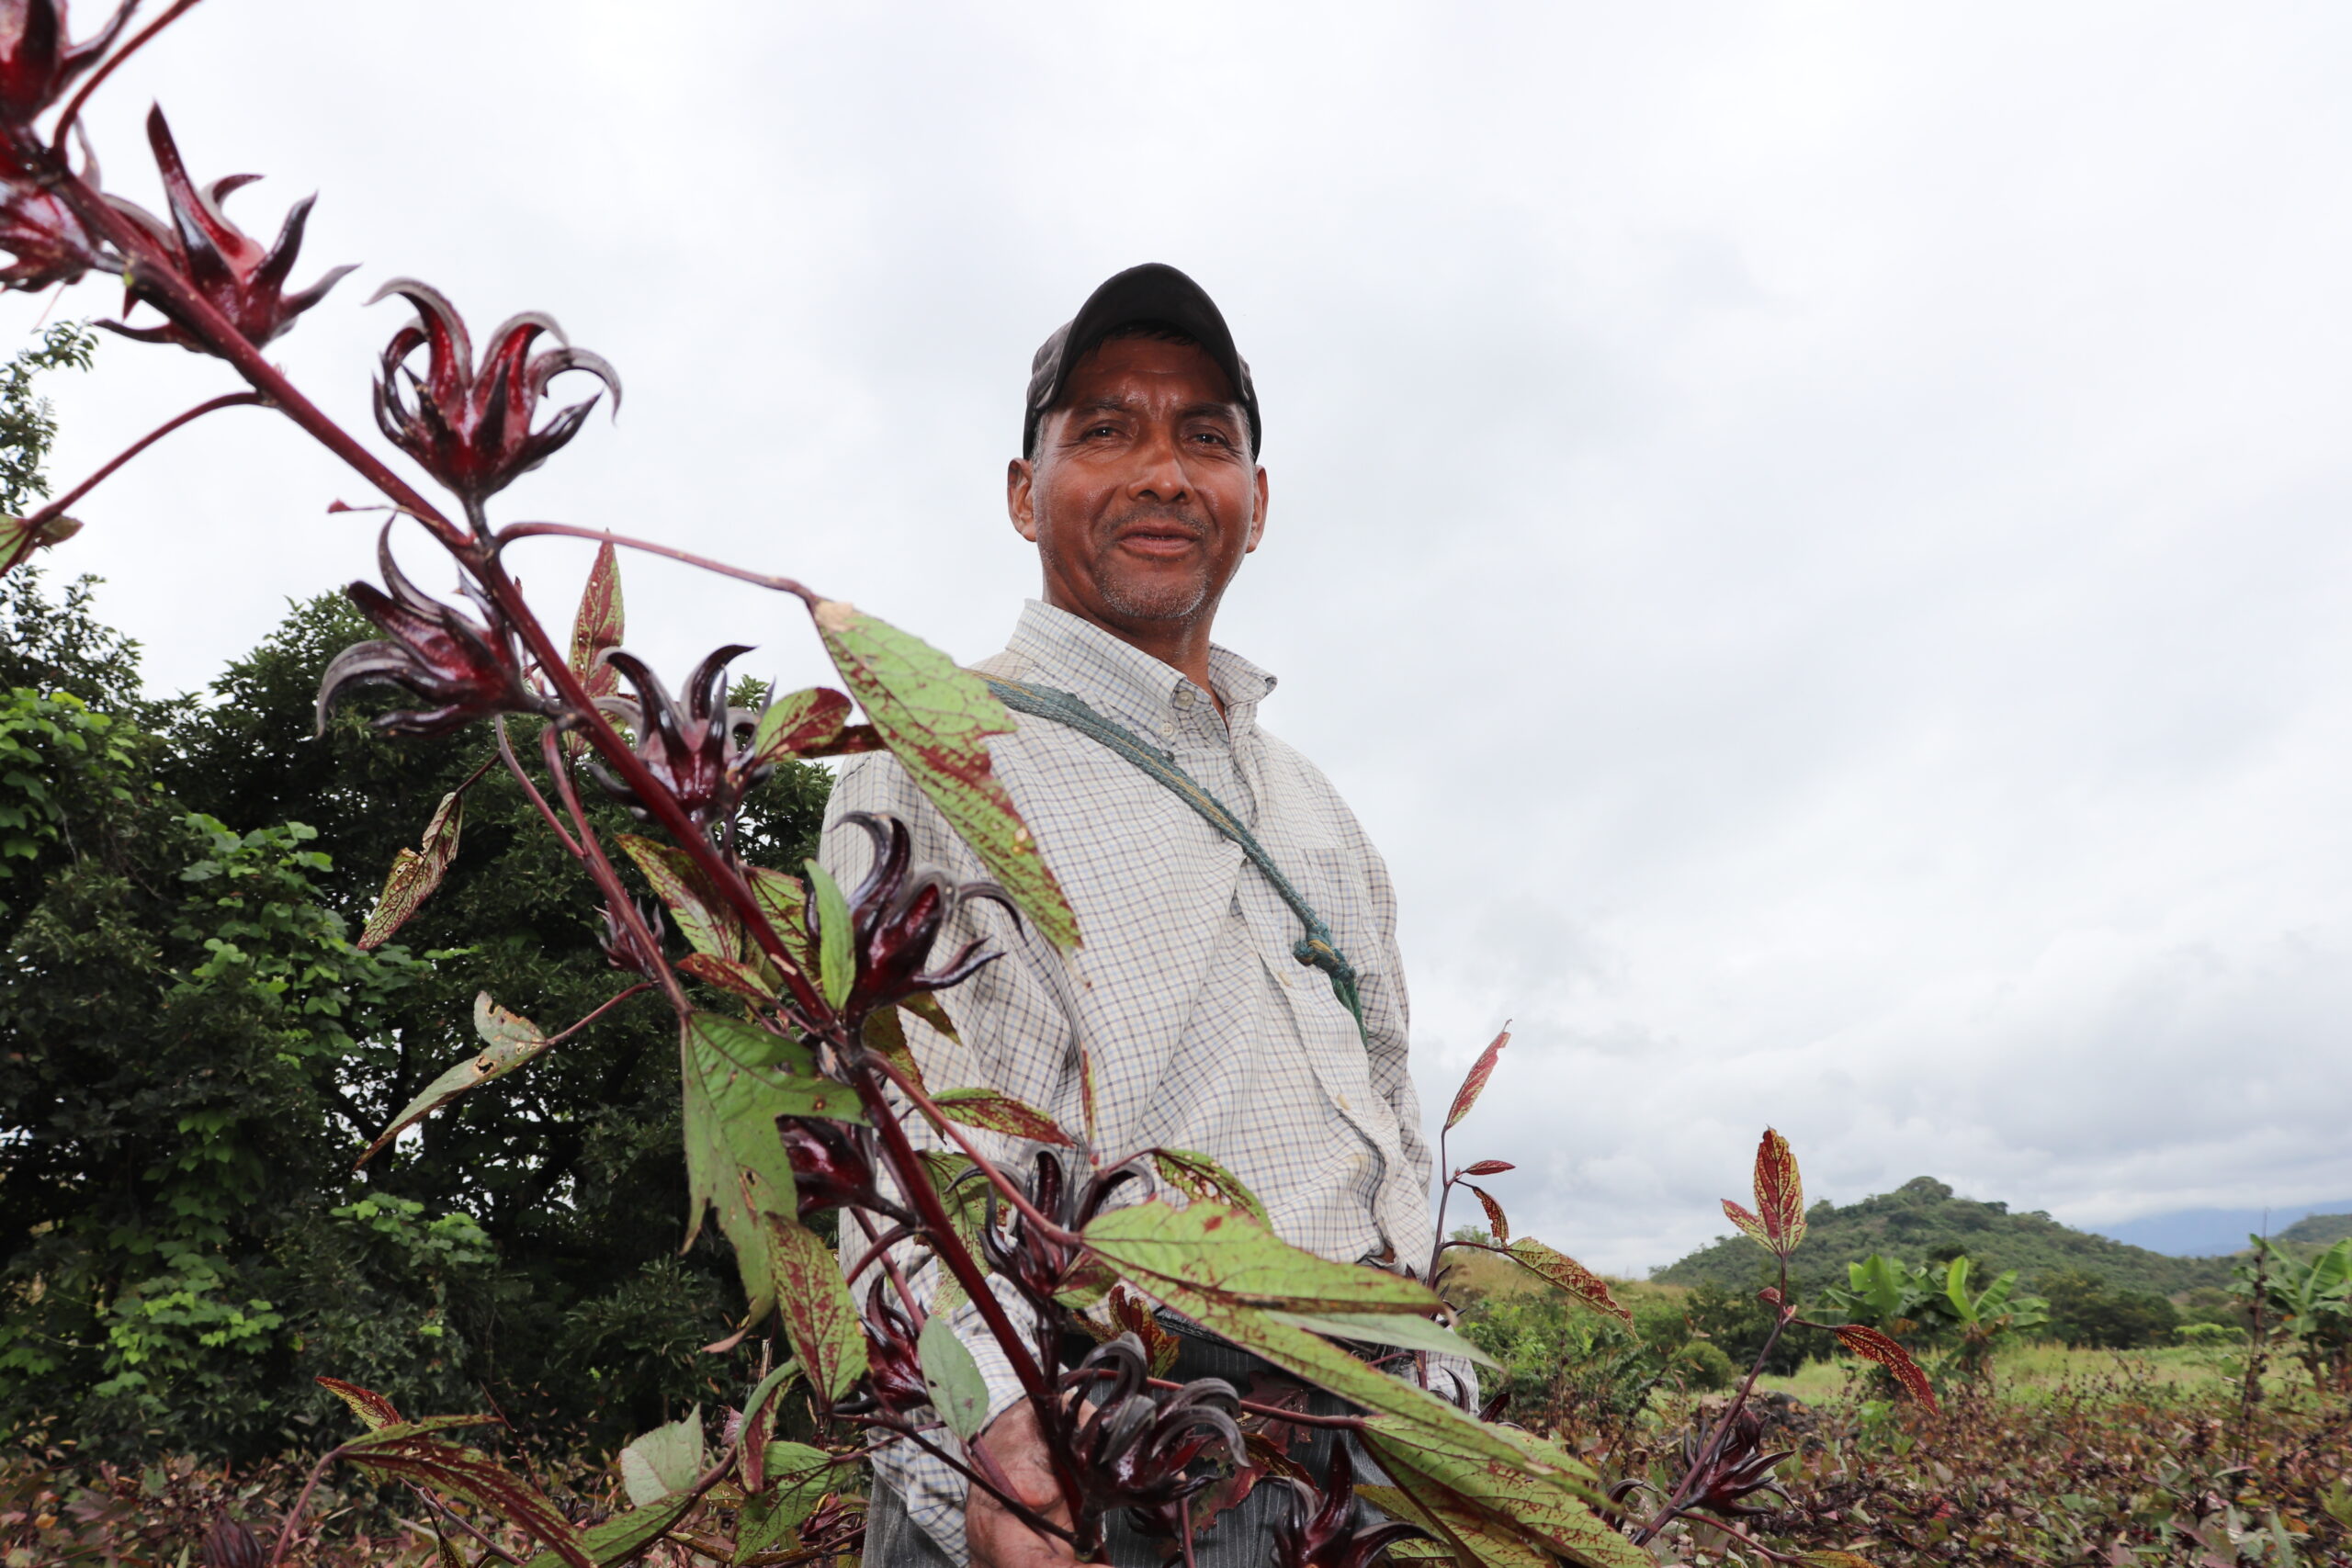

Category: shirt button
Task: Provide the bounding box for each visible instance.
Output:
[1159,721,1176,739]
[1173,687,1196,709]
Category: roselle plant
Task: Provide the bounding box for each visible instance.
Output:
[0,7,1936,1564]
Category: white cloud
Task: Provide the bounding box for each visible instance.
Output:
[13,1,2352,1273]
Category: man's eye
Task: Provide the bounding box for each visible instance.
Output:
[1084,423,1119,438]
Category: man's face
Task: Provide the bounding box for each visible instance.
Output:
[1008,335,1268,637]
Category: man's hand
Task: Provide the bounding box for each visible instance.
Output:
[966,1398,1081,1567]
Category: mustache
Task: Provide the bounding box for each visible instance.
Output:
[1104,503,1205,536]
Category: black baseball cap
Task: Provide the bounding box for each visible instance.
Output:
[1023,263,1261,459]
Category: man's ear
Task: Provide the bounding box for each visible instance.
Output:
[1007,457,1040,542]
[1244,464,1270,554]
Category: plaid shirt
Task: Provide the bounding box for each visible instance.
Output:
[823,600,1458,1561]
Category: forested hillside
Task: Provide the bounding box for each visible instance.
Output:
[2277,1209,2352,1247]
[1653,1175,2234,1297]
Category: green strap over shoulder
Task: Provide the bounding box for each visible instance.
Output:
[983,675,1368,1040]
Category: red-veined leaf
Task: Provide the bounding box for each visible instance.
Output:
[618,1408,704,1506]
[0,512,82,578]
[316,1376,401,1429]
[931,1087,1073,1145]
[568,541,625,699]
[748,686,853,766]
[732,1444,842,1562]
[1359,1421,1649,1568]
[1467,1184,1510,1247]
[358,788,463,950]
[1461,1159,1515,1177]
[516,1494,697,1568]
[745,864,820,978]
[1264,1311,1500,1369]
[1753,1126,1805,1252]
[899,991,959,1043]
[1504,1239,1631,1325]
[1832,1324,1939,1412]
[796,723,887,758]
[765,1212,866,1404]
[1149,1148,1271,1226]
[337,1430,590,1568]
[617,833,741,961]
[355,992,552,1167]
[1443,1026,1510,1132]
[1721,1198,1774,1251]
[809,600,1078,948]
[677,952,780,1003]
[859,1006,926,1091]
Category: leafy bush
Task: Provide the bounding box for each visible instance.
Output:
[2041,1268,2183,1350]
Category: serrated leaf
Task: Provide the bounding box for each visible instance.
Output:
[618,833,741,961]
[1833,1324,1939,1412]
[749,686,854,766]
[358,789,463,950]
[1081,1201,1442,1313]
[1721,1197,1773,1251]
[677,952,780,1003]
[745,863,821,982]
[1265,1311,1500,1370]
[316,1376,401,1429]
[1753,1126,1805,1253]
[1149,1148,1271,1226]
[1467,1184,1510,1247]
[683,1011,863,1316]
[1146,1279,1583,1479]
[734,1443,840,1563]
[1460,1159,1515,1177]
[917,1151,990,1269]
[568,541,625,699]
[802,858,854,1009]
[918,1312,991,1441]
[1362,1420,1648,1568]
[619,1407,704,1506]
[932,1087,1072,1145]
[517,1495,696,1568]
[339,1431,591,1568]
[1443,1027,1510,1132]
[900,991,959,1043]
[861,1006,926,1091]
[766,1212,866,1404]
[810,600,1078,948]
[356,992,551,1168]
[1504,1239,1631,1325]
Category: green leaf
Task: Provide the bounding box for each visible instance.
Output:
[356,992,551,1168]
[802,858,854,1009]
[619,1407,705,1506]
[1138,1275,1552,1475]
[618,833,741,960]
[1148,1148,1271,1226]
[1080,1201,1442,1313]
[918,1312,992,1441]
[735,1443,842,1563]
[679,1013,805,1315]
[737,1363,800,1493]
[861,1005,926,1089]
[749,686,853,766]
[1265,1311,1500,1370]
[517,1495,698,1568]
[766,1212,867,1404]
[1358,1483,1550,1568]
[339,1430,592,1568]
[358,788,464,951]
[809,600,1079,948]
[932,1087,1073,1145]
[315,1376,402,1430]
[1361,1419,1647,1568]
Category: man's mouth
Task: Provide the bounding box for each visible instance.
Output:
[1111,519,1204,558]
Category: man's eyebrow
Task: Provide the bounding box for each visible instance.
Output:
[1178,400,1243,423]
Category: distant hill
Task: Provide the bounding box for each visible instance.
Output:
[2095,1201,2352,1257]
[2278,1210,2352,1247]
[1654,1176,2233,1298]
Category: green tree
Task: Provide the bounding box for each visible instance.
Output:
[2041,1269,2181,1350]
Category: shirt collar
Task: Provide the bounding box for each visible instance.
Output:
[1004,599,1277,741]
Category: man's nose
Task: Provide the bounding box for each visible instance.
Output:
[1125,423,1190,502]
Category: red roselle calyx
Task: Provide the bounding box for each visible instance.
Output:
[1064,1335,1245,1539]
[584,645,762,833]
[777,1114,888,1222]
[315,526,548,737]
[102,107,355,353]
[849,1278,930,1418]
[596,895,664,976]
[0,0,130,126]
[370,277,620,507]
[829,811,1014,1025]
[1272,1442,1424,1568]
[0,127,103,288]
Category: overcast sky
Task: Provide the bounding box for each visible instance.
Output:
[13,3,2352,1272]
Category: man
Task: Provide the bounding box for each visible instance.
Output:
[824,265,1465,1567]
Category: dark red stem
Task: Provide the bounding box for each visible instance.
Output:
[497,520,816,605]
